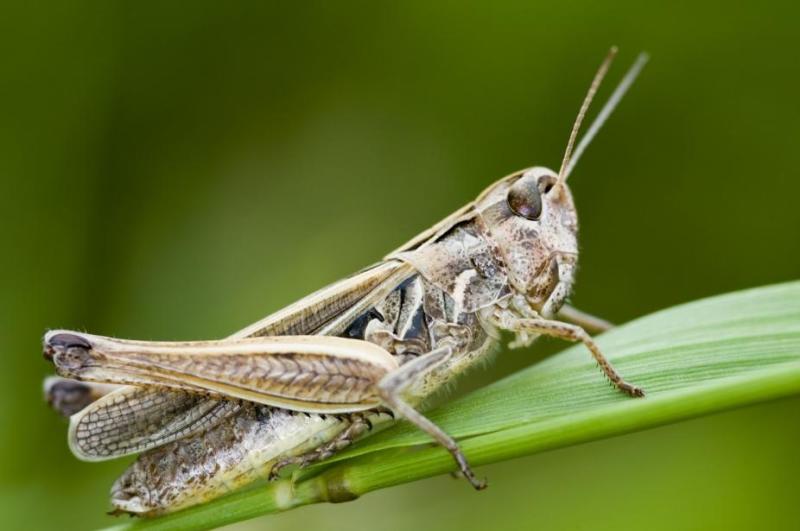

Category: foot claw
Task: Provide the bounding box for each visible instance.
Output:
[470,477,488,490]
[619,382,645,398]
[268,460,292,481]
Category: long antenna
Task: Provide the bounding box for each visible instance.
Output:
[556,46,618,188]
[564,52,649,179]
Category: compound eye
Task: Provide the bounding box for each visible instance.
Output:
[507,175,542,220]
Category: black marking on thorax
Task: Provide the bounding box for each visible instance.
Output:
[341,275,428,344]
[343,308,384,339]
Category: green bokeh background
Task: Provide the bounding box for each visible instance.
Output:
[2,2,799,530]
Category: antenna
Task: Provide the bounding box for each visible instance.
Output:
[564,52,649,179]
[556,46,618,187]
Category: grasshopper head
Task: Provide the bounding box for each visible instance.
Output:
[471,49,648,316]
[474,167,578,317]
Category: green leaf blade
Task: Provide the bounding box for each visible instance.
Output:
[106,281,800,531]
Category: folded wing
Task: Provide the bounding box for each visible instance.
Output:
[69,386,241,461]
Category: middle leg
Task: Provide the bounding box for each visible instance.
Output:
[376,344,487,490]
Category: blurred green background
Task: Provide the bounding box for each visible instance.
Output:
[2,1,799,530]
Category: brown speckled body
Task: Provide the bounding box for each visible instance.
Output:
[94,166,579,514]
[46,165,644,514]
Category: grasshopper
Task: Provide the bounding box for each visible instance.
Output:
[43,47,647,515]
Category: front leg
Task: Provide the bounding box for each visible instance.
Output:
[503,315,644,398]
